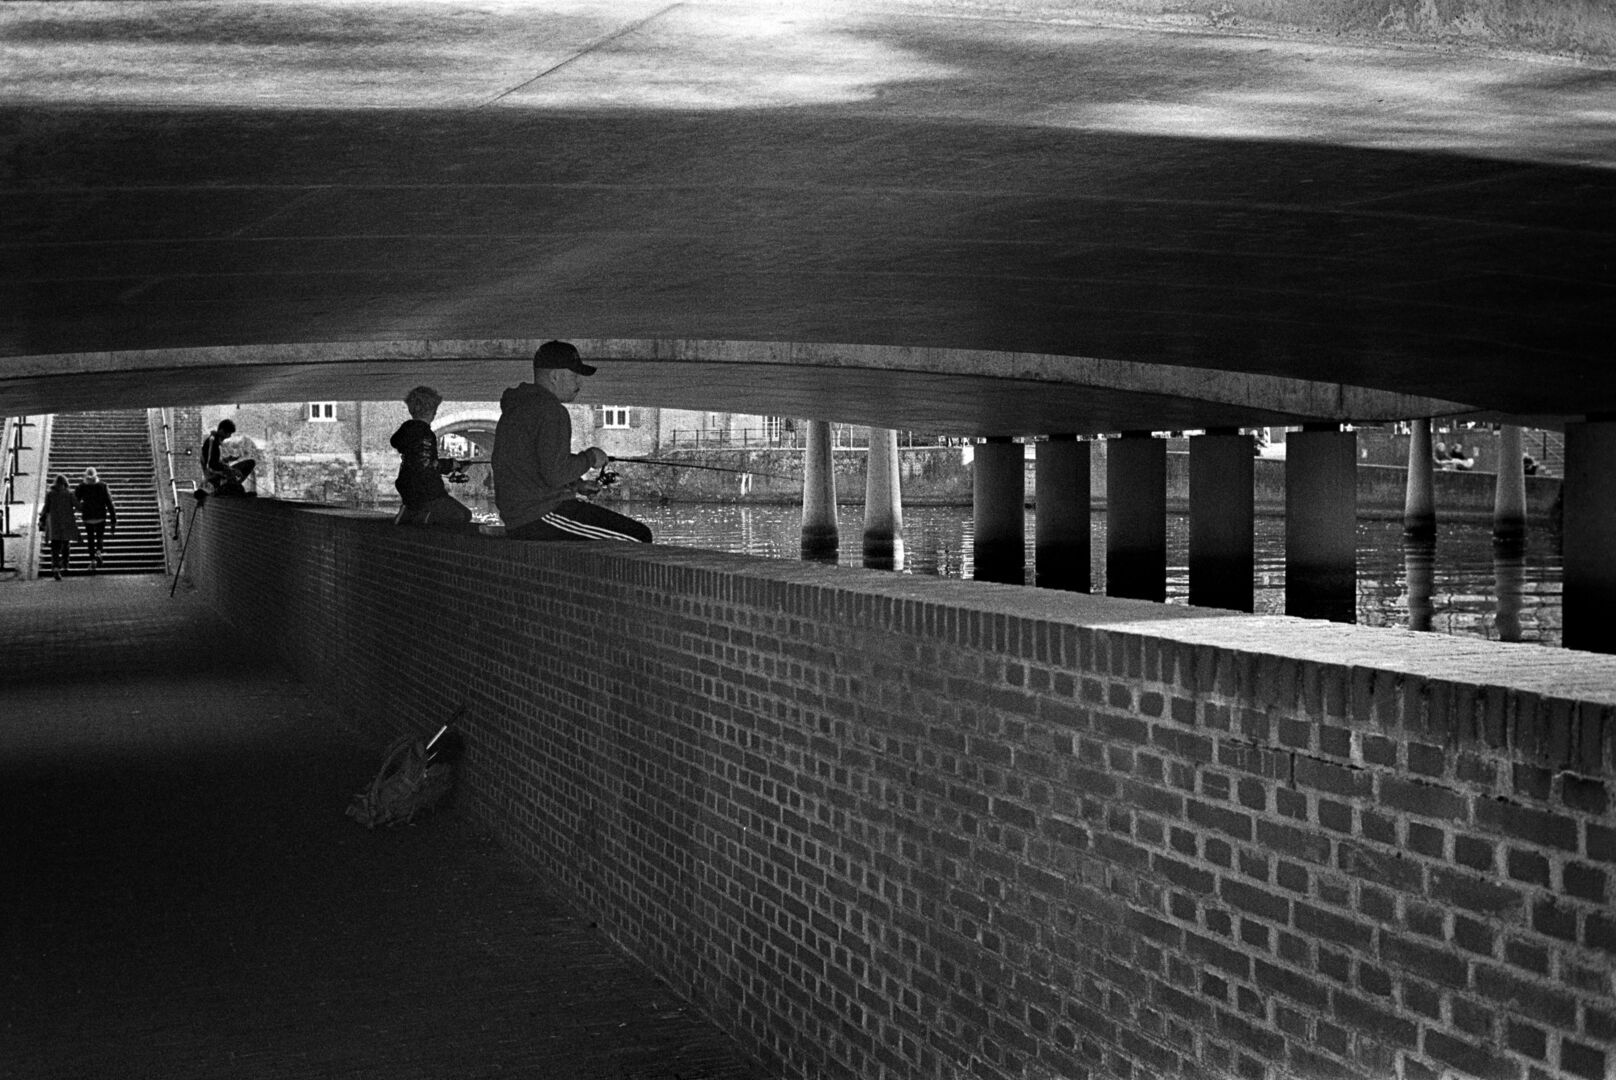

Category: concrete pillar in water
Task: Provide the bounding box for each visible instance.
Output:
[1188,430,1254,612]
[973,436,1024,584]
[1286,425,1357,623]
[1106,431,1166,602]
[800,419,838,562]
[1034,435,1090,592]
[862,427,904,571]
[1563,419,1616,653]
[1493,424,1527,552]
[1404,417,1436,541]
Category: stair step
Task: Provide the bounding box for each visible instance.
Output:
[39,410,170,578]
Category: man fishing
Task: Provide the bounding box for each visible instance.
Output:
[491,341,653,543]
[199,418,256,496]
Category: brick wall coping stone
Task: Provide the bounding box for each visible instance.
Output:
[238,499,1616,702]
[227,499,1616,746]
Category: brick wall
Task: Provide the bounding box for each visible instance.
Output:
[188,499,1616,1080]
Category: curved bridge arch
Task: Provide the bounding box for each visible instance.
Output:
[433,409,499,446]
[0,339,1478,439]
[432,412,499,484]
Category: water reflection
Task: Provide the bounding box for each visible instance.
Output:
[1394,540,1549,645]
[467,498,1564,647]
[1495,551,1526,643]
[1404,541,1435,633]
[862,542,905,573]
[861,525,905,572]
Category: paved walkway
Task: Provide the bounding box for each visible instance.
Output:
[1,574,773,1080]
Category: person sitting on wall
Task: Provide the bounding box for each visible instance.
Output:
[200,419,256,495]
[390,385,473,527]
[491,340,652,543]
[1447,444,1475,471]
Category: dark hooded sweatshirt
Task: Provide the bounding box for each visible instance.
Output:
[389,418,453,507]
[491,382,595,530]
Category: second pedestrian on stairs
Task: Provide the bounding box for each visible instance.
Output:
[39,474,79,580]
[75,467,117,572]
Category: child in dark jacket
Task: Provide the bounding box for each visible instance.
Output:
[390,386,472,527]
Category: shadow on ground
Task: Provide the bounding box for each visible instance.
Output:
[1,576,770,1080]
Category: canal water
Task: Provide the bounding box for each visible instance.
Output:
[464,498,1565,647]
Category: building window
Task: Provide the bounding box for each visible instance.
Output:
[763,416,783,441]
[308,402,337,422]
[601,406,631,429]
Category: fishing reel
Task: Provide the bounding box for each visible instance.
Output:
[573,458,619,498]
[446,457,491,484]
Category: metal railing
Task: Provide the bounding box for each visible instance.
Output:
[157,408,185,540]
[658,426,954,451]
[660,426,804,450]
[2,416,36,575]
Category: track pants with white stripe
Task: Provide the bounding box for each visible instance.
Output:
[506,500,653,543]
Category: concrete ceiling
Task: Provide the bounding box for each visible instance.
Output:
[2,1,1612,436]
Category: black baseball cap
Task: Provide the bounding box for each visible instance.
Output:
[534,340,596,376]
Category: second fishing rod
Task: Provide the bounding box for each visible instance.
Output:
[446,456,796,486]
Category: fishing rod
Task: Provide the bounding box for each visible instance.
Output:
[444,457,795,484]
[170,489,207,597]
[610,457,797,481]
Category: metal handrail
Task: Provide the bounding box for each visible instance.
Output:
[2,416,36,574]
[158,408,184,539]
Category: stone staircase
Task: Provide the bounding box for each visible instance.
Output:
[39,411,168,576]
[1526,428,1566,476]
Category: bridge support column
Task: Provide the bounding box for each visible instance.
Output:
[1034,435,1089,592]
[1286,424,1357,622]
[973,436,1024,584]
[1493,424,1527,552]
[863,427,903,571]
[800,419,838,562]
[1189,430,1253,612]
[1106,431,1166,602]
[1404,418,1436,541]
[1563,419,1616,653]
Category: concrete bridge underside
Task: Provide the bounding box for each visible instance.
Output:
[2,0,1613,432]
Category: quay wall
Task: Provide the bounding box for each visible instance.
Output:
[189,499,1615,1080]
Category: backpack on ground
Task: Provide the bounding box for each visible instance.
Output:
[346,717,463,829]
